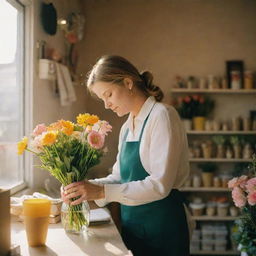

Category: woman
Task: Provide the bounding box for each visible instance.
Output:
[62,55,190,256]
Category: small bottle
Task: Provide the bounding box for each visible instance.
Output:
[213,176,221,187]
[231,71,241,90]
[221,77,228,89]
[208,75,219,89]
[244,70,253,89]
[193,175,201,188]
[199,77,207,89]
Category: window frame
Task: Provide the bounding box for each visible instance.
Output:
[5,0,33,194]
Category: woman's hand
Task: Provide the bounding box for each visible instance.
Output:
[60,185,70,204]
[63,180,105,206]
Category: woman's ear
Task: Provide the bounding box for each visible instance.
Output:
[123,77,133,90]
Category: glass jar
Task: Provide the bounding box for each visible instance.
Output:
[192,175,201,188]
[217,202,229,217]
[189,202,205,216]
[61,200,90,234]
[244,70,253,89]
[206,202,216,216]
[231,71,241,90]
[230,206,239,217]
[213,176,221,187]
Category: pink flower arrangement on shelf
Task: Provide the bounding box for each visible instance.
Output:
[228,175,256,208]
[174,95,214,119]
[228,154,256,255]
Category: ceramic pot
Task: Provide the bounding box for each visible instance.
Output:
[193,116,206,131]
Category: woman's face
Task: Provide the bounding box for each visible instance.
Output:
[92,80,134,117]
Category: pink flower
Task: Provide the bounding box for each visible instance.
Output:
[248,191,256,206]
[246,177,256,192]
[87,131,105,149]
[228,177,238,189]
[32,124,47,137]
[238,175,249,190]
[228,175,248,189]
[65,31,78,44]
[30,135,43,153]
[184,96,191,103]
[99,121,112,136]
[232,187,247,208]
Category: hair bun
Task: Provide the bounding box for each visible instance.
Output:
[140,71,164,102]
[140,71,153,89]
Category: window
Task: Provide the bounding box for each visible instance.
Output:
[0,0,30,192]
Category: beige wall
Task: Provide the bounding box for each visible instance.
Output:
[32,0,256,188]
[79,0,256,176]
[32,0,87,189]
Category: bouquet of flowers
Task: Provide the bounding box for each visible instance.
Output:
[175,95,214,119]
[228,154,256,256]
[17,113,112,232]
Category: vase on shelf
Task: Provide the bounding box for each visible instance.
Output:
[201,172,213,187]
[233,144,242,159]
[216,145,225,158]
[182,119,192,131]
[61,200,90,234]
[201,141,213,158]
[193,116,206,131]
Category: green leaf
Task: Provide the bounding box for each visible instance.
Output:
[72,166,80,181]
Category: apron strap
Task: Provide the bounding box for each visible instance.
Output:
[122,102,156,143]
[138,103,155,141]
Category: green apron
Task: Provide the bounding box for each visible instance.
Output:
[120,105,189,256]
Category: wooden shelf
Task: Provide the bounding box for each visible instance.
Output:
[189,158,252,162]
[190,250,239,255]
[191,216,237,221]
[180,187,230,192]
[171,88,256,94]
[187,130,256,135]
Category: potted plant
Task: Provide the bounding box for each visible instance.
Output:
[174,95,214,131]
[191,95,214,130]
[198,162,218,187]
[213,136,226,158]
[201,140,213,158]
[174,96,194,131]
[230,136,242,159]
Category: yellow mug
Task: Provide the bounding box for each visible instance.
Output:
[23,198,51,247]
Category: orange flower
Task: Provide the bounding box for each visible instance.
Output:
[59,120,74,135]
[42,132,57,146]
[47,121,62,131]
[48,120,74,135]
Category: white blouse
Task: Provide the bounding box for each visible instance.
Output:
[92,96,190,207]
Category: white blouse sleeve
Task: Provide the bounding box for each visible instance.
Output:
[102,107,185,206]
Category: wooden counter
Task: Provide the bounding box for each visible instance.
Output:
[12,220,131,256]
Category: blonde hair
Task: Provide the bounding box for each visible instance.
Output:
[87,55,164,102]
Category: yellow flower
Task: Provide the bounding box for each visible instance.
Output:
[17,137,28,155]
[76,113,99,127]
[60,120,74,136]
[42,132,57,146]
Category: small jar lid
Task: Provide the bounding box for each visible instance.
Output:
[207,202,216,207]
[217,202,229,207]
[189,203,205,209]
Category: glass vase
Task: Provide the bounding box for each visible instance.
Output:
[61,200,90,234]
